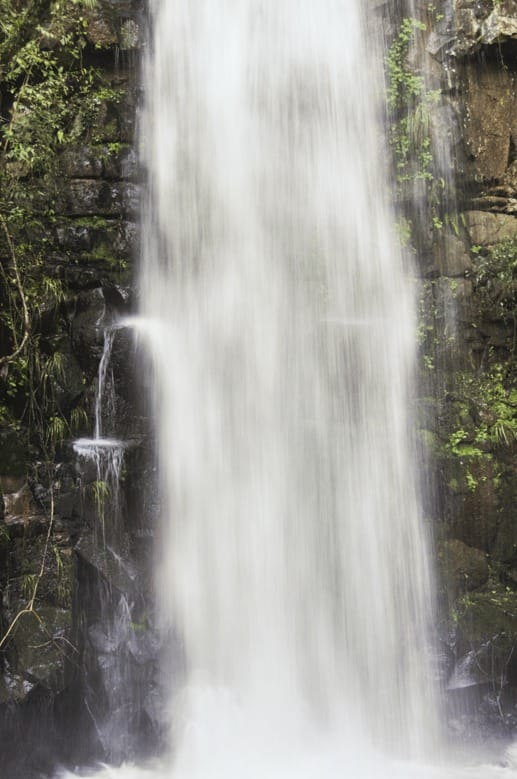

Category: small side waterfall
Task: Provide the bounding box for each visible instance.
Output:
[72,315,157,765]
[138,0,438,771]
[74,323,127,548]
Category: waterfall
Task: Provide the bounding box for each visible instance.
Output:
[138,0,438,767]
[55,2,517,777]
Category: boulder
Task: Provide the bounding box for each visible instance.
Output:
[464,211,517,247]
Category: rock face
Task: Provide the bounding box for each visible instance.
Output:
[400,0,517,740]
[453,0,517,53]
[0,1,156,776]
[438,539,490,598]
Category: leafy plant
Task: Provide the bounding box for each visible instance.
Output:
[472,239,517,328]
[442,364,517,491]
[386,17,438,186]
[0,0,116,457]
[0,0,111,656]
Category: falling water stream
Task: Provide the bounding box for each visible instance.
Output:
[61,1,517,776]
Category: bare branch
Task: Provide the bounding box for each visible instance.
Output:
[0,212,30,368]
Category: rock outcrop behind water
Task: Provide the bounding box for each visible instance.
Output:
[403,0,517,740]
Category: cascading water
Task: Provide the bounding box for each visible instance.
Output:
[139,0,437,768]
[74,323,127,547]
[72,320,147,764]
[59,1,517,777]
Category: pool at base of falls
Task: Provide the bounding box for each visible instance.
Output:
[57,748,517,779]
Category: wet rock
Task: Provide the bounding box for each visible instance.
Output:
[112,219,138,255]
[97,0,143,18]
[449,460,501,552]
[61,147,103,179]
[128,627,160,665]
[452,588,517,688]
[0,430,28,480]
[452,0,517,53]
[48,337,86,413]
[462,61,516,183]
[118,181,140,215]
[91,87,138,145]
[61,180,126,217]
[88,622,125,654]
[30,482,50,509]
[438,539,490,598]
[432,277,473,335]
[480,3,517,45]
[8,608,72,695]
[61,144,138,183]
[434,233,473,277]
[76,534,137,594]
[4,484,44,522]
[102,145,138,180]
[56,217,137,262]
[85,9,118,48]
[54,491,80,521]
[116,93,138,144]
[143,686,166,729]
[71,287,106,374]
[56,222,94,253]
[0,668,34,705]
[491,509,517,565]
[59,261,99,289]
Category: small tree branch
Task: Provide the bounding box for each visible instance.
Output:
[0,476,54,651]
[0,213,30,368]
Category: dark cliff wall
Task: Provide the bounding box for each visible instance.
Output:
[0,1,146,775]
[399,0,517,740]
